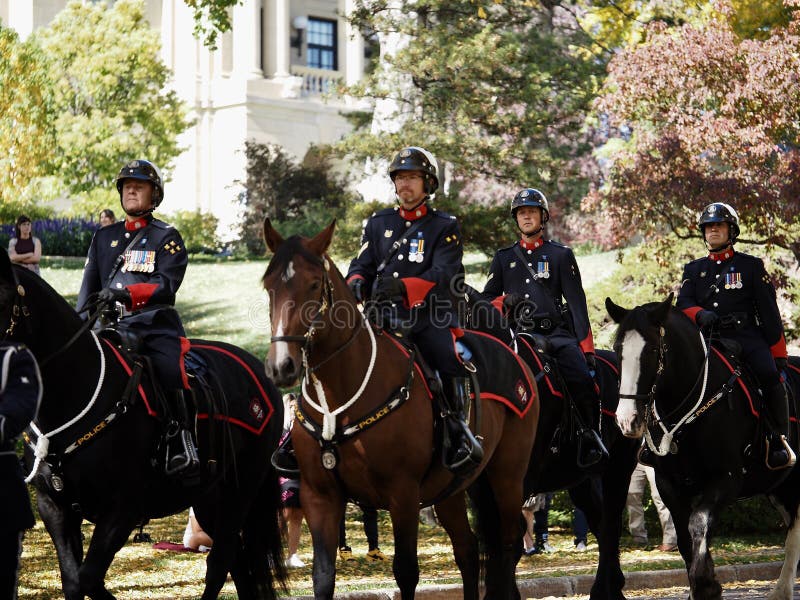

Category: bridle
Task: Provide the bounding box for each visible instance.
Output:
[619,323,715,456]
[269,255,377,440]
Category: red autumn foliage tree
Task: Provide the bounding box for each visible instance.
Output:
[588,2,800,262]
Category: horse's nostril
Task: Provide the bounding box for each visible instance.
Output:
[280,357,296,378]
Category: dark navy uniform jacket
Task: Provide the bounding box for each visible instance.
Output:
[78,216,189,389]
[78,216,187,318]
[482,238,595,354]
[0,343,41,532]
[346,204,463,328]
[676,248,787,360]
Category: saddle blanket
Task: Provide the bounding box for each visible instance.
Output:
[460,330,537,419]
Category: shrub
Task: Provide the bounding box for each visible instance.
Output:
[165,209,221,255]
[237,142,355,256]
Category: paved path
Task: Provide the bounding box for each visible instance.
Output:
[288,561,798,599]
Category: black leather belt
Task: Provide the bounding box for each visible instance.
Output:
[719,312,749,330]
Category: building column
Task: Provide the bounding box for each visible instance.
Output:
[341,0,364,86]
[264,0,290,78]
[233,0,264,78]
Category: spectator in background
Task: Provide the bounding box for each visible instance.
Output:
[522,493,553,555]
[8,215,42,275]
[279,394,306,569]
[573,507,589,551]
[339,504,387,562]
[99,209,116,227]
[626,462,678,551]
[182,507,212,552]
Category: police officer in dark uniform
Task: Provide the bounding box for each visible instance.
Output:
[346,146,483,475]
[482,188,608,471]
[0,342,41,600]
[676,202,795,470]
[77,159,198,477]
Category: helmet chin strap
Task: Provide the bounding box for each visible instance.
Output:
[705,239,733,253]
[396,197,428,210]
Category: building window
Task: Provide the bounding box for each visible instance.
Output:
[307,18,337,70]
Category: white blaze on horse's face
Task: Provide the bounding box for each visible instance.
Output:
[617,329,648,438]
[281,260,295,283]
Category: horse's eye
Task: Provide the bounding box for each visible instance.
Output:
[310,280,321,291]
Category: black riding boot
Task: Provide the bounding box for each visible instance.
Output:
[574,391,609,472]
[764,382,796,470]
[165,390,200,477]
[271,432,300,475]
[443,377,484,476]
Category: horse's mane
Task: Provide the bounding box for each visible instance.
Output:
[611,301,673,349]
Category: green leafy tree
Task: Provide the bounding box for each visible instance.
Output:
[589,4,800,262]
[32,0,191,197]
[578,0,793,53]
[341,1,607,209]
[182,0,239,48]
[0,26,56,206]
[238,142,355,255]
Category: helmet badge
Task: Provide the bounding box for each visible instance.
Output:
[520,190,530,198]
[400,149,412,158]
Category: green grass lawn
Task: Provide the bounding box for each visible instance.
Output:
[40,249,620,358]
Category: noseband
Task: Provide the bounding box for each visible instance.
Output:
[620,324,719,456]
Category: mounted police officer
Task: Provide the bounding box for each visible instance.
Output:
[77,159,199,477]
[346,146,483,475]
[676,202,795,470]
[482,188,608,471]
[0,342,41,600]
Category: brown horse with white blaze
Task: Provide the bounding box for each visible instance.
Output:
[262,219,539,600]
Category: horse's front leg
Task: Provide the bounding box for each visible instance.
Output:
[36,490,85,600]
[303,487,344,600]
[80,513,140,600]
[767,496,800,600]
[589,438,638,600]
[435,492,479,600]
[388,484,422,600]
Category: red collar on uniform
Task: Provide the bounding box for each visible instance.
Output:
[124,216,152,231]
[399,203,428,221]
[708,248,734,262]
[519,237,544,251]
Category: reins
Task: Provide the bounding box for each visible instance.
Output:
[623,321,739,456]
[25,330,107,482]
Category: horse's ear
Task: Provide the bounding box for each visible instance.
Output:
[307,220,336,257]
[263,217,284,253]
[650,293,675,325]
[605,297,629,324]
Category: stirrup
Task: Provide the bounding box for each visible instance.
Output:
[765,435,796,471]
[577,429,609,472]
[270,436,300,476]
[165,428,200,477]
[445,424,483,476]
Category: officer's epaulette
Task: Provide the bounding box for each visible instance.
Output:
[687,256,706,266]
[150,218,172,230]
[546,239,571,250]
[430,208,456,220]
[731,251,759,263]
[497,242,518,253]
[372,207,399,218]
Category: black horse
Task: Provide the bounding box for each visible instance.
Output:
[0,249,287,600]
[467,299,639,600]
[606,294,800,600]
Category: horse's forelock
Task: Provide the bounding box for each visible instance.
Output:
[613,304,662,351]
[263,236,323,282]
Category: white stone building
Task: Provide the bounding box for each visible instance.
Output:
[0,0,371,234]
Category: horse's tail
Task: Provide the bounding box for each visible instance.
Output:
[242,466,288,599]
[469,473,504,583]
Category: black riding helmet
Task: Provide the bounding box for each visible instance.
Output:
[510,188,549,223]
[388,147,439,195]
[116,159,164,216]
[697,202,739,242]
